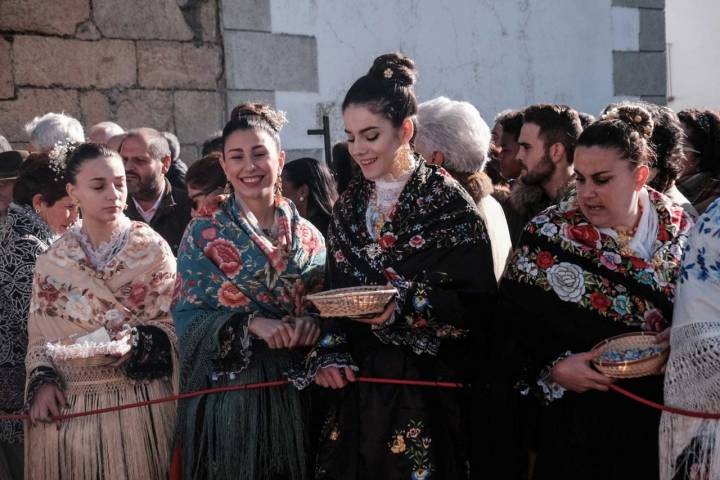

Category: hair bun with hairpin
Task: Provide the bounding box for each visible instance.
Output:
[601,105,654,139]
[48,141,79,180]
[230,103,288,132]
[368,53,417,87]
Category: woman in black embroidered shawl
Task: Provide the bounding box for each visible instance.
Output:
[498,105,693,479]
[288,54,496,479]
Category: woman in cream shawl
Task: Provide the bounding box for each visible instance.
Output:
[25,143,177,479]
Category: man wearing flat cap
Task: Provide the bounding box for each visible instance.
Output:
[0,150,29,218]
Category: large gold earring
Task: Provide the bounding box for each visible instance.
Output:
[393,144,413,174]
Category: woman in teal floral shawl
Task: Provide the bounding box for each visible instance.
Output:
[172,104,326,480]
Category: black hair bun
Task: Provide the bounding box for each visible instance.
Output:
[602,105,654,140]
[368,53,417,87]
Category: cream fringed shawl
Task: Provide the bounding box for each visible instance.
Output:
[661,199,720,480]
[24,221,178,480]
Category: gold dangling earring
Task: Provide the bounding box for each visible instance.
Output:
[224,181,233,194]
[393,144,413,174]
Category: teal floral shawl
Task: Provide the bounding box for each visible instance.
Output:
[171,194,325,480]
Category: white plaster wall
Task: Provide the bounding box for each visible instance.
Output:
[271,0,616,152]
[666,0,720,110]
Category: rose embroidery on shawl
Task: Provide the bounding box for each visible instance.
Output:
[599,251,622,271]
[333,250,346,263]
[128,283,149,306]
[590,292,612,312]
[546,262,586,303]
[409,235,426,249]
[378,232,397,250]
[536,251,555,269]
[37,279,60,304]
[562,224,601,249]
[217,281,250,308]
[205,238,242,278]
[297,223,321,256]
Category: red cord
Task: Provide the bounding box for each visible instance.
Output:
[608,384,720,419]
[6,377,715,423]
[2,377,463,422]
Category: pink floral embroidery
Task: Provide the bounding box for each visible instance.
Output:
[205,238,243,278]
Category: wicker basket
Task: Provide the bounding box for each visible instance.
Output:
[307,286,398,318]
[591,331,669,379]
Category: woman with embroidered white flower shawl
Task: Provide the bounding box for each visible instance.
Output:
[498,105,693,479]
[25,143,177,480]
[660,197,720,480]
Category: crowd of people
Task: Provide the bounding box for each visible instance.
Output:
[0,51,719,480]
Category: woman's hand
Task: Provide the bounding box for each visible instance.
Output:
[29,384,67,425]
[352,301,397,325]
[285,316,321,348]
[315,366,356,389]
[551,350,614,393]
[249,316,295,349]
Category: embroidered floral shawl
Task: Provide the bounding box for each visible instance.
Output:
[499,187,693,479]
[26,221,177,377]
[171,195,325,480]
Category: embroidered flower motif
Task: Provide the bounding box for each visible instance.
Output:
[516,255,538,277]
[539,223,558,237]
[217,281,250,308]
[599,251,622,271]
[37,279,61,304]
[378,232,397,250]
[546,262,586,303]
[201,227,218,241]
[329,429,340,441]
[590,292,612,312]
[407,427,421,438]
[562,224,601,249]
[383,67,393,79]
[390,434,406,454]
[366,243,382,259]
[297,222,321,256]
[205,238,243,278]
[412,469,430,480]
[536,251,555,269]
[409,235,426,249]
[532,215,550,225]
[611,295,631,316]
[636,269,654,285]
[128,282,149,306]
[334,250,346,263]
[389,420,434,478]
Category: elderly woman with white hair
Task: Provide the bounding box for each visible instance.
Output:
[24,112,85,153]
[415,96,512,281]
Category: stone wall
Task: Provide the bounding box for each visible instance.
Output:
[0,0,225,161]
